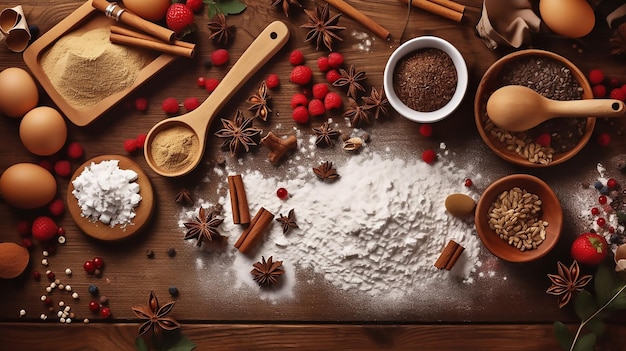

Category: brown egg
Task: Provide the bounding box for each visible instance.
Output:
[19,106,67,156]
[0,242,30,279]
[0,163,57,209]
[445,193,476,217]
[122,0,171,21]
[0,67,39,118]
[539,0,595,38]
[616,244,626,261]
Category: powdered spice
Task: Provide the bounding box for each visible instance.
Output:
[150,125,199,172]
[393,48,457,112]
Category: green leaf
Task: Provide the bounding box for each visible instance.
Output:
[572,332,596,351]
[161,333,196,351]
[585,317,606,336]
[217,0,246,15]
[575,290,597,321]
[617,211,626,225]
[594,264,626,309]
[135,336,148,351]
[554,321,574,350]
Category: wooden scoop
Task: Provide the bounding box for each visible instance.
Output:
[486,85,625,132]
[144,21,290,177]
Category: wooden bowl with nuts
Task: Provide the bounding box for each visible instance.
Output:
[474,49,595,167]
[474,174,563,263]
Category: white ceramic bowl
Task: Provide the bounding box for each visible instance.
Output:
[383,36,468,123]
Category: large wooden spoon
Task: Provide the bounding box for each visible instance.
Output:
[144,21,289,177]
[486,85,625,132]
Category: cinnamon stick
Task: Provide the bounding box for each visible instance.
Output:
[397,0,463,23]
[322,0,391,41]
[111,25,194,49]
[228,175,251,225]
[110,32,195,58]
[434,240,465,270]
[234,207,274,254]
[428,0,465,14]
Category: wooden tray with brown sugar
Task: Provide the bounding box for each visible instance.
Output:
[23,0,178,126]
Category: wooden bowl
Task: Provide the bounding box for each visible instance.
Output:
[474,174,562,263]
[474,49,595,167]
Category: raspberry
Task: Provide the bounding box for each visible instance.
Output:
[124,139,138,153]
[418,124,433,137]
[161,97,179,114]
[48,198,65,217]
[588,69,604,85]
[205,78,220,93]
[327,52,344,68]
[136,134,147,149]
[317,56,330,72]
[210,49,229,66]
[609,87,626,101]
[325,69,341,83]
[134,97,148,112]
[292,106,310,124]
[266,74,280,89]
[422,149,436,164]
[308,98,325,116]
[66,142,84,159]
[535,133,551,147]
[592,84,607,98]
[289,49,304,65]
[183,97,200,111]
[290,65,313,85]
[196,76,206,88]
[186,0,203,12]
[31,216,58,242]
[323,92,343,110]
[290,93,309,108]
[54,160,71,177]
[312,83,329,99]
[597,132,611,147]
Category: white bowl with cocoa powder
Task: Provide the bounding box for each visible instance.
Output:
[383,36,468,123]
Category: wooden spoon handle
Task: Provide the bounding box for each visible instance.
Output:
[549,99,625,118]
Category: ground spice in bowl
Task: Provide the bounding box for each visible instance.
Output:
[393,48,458,112]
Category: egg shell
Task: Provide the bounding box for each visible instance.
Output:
[445,193,476,217]
[0,163,57,209]
[122,0,171,21]
[539,0,595,38]
[19,106,67,156]
[0,67,39,118]
[616,244,626,262]
[0,242,30,279]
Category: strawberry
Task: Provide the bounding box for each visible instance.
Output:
[571,232,609,265]
[165,4,195,35]
[32,216,58,243]
[185,0,203,12]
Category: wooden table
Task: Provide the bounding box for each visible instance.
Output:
[1,0,626,349]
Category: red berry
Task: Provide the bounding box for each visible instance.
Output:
[418,124,433,137]
[17,220,31,237]
[609,226,616,233]
[591,207,600,215]
[46,271,55,281]
[308,98,325,116]
[210,49,229,66]
[57,226,65,236]
[609,77,620,87]
[290,93,309,109]
[571,232,609,265]
[92,257,104,269]
[592,84,607,98]
[165,3,194,34]
[276,187,288,199]
[621,84,626,94]
[422,149,436,164]
[597,132,611,147]
[48,198,65,217]
[597,217,606,227]
[534,133,551,147]
[464,178,472,187]
[186,0,203,12]
[43,296,53,307]
[134,97,148,112]
[598,195,607,205]
[54,160,71,177]
[100,307,112,318]
[88,301,100,313]
[183,97,200,111]
[205,78,220,93]
[607,178,618,189]
[123,139,138,153]
[292,106,310,124]
[290,65,313,85]
[66,142,84,159]
[289,49,304,65]
[317,56,330,72]
[196,76,206,88]
[610,87,626,101]
[32,217,58,242]
[325,69,341,83]
[33,271,41,281]
[161,97,179,114]
[266,74,280,89]
[588,69,605,85]
[323,92,342,110]
[312,83,329,99]
[136,134,147,149]
[84,260,96,274]
[21,237,33,249]
[39,160,53,172]
[327,52,344,68]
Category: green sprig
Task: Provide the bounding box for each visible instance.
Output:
[203,0,246,17]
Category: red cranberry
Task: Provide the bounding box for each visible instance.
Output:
[46,271,55,281]
[57,226,65,236]
[276,188,289,200]
[43,296,53,307]
[83,260,96,274]
[607,178,618,189]
[88,301,100,313]
[597,218,607,227]
[591,207,600,216]
[464,178,472,187]
[99,307,111,318]
[92,257,104,270]
[32,271,41,281]
[599,195,607,205]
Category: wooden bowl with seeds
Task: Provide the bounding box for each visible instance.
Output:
[474,174,562,263]
[474,49,595,167]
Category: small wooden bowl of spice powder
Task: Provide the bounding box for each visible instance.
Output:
[474,49,595,167]
[383,36,468,123]
[475,174,563,263]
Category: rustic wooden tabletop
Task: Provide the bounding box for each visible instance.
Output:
[1,0,626,350]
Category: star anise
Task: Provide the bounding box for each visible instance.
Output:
[174,188,193,206]
[313,161,340,182]
[301,3,346,51]
[207,13,235,47]
[214,110,262,156]
[546,260,592,308]
[312,121,340,147]
[610,30,626,56]
[362,87,390,120]
[251,256,285,287]
[131,291,180,339]
[343,100,370,127]
[333,64,366,99]
[246,80,272,121]
[276,208,298,234]
[271,0,302,17]
[183,206,225,246]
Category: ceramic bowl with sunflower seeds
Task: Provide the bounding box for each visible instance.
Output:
[383,36,468,123]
